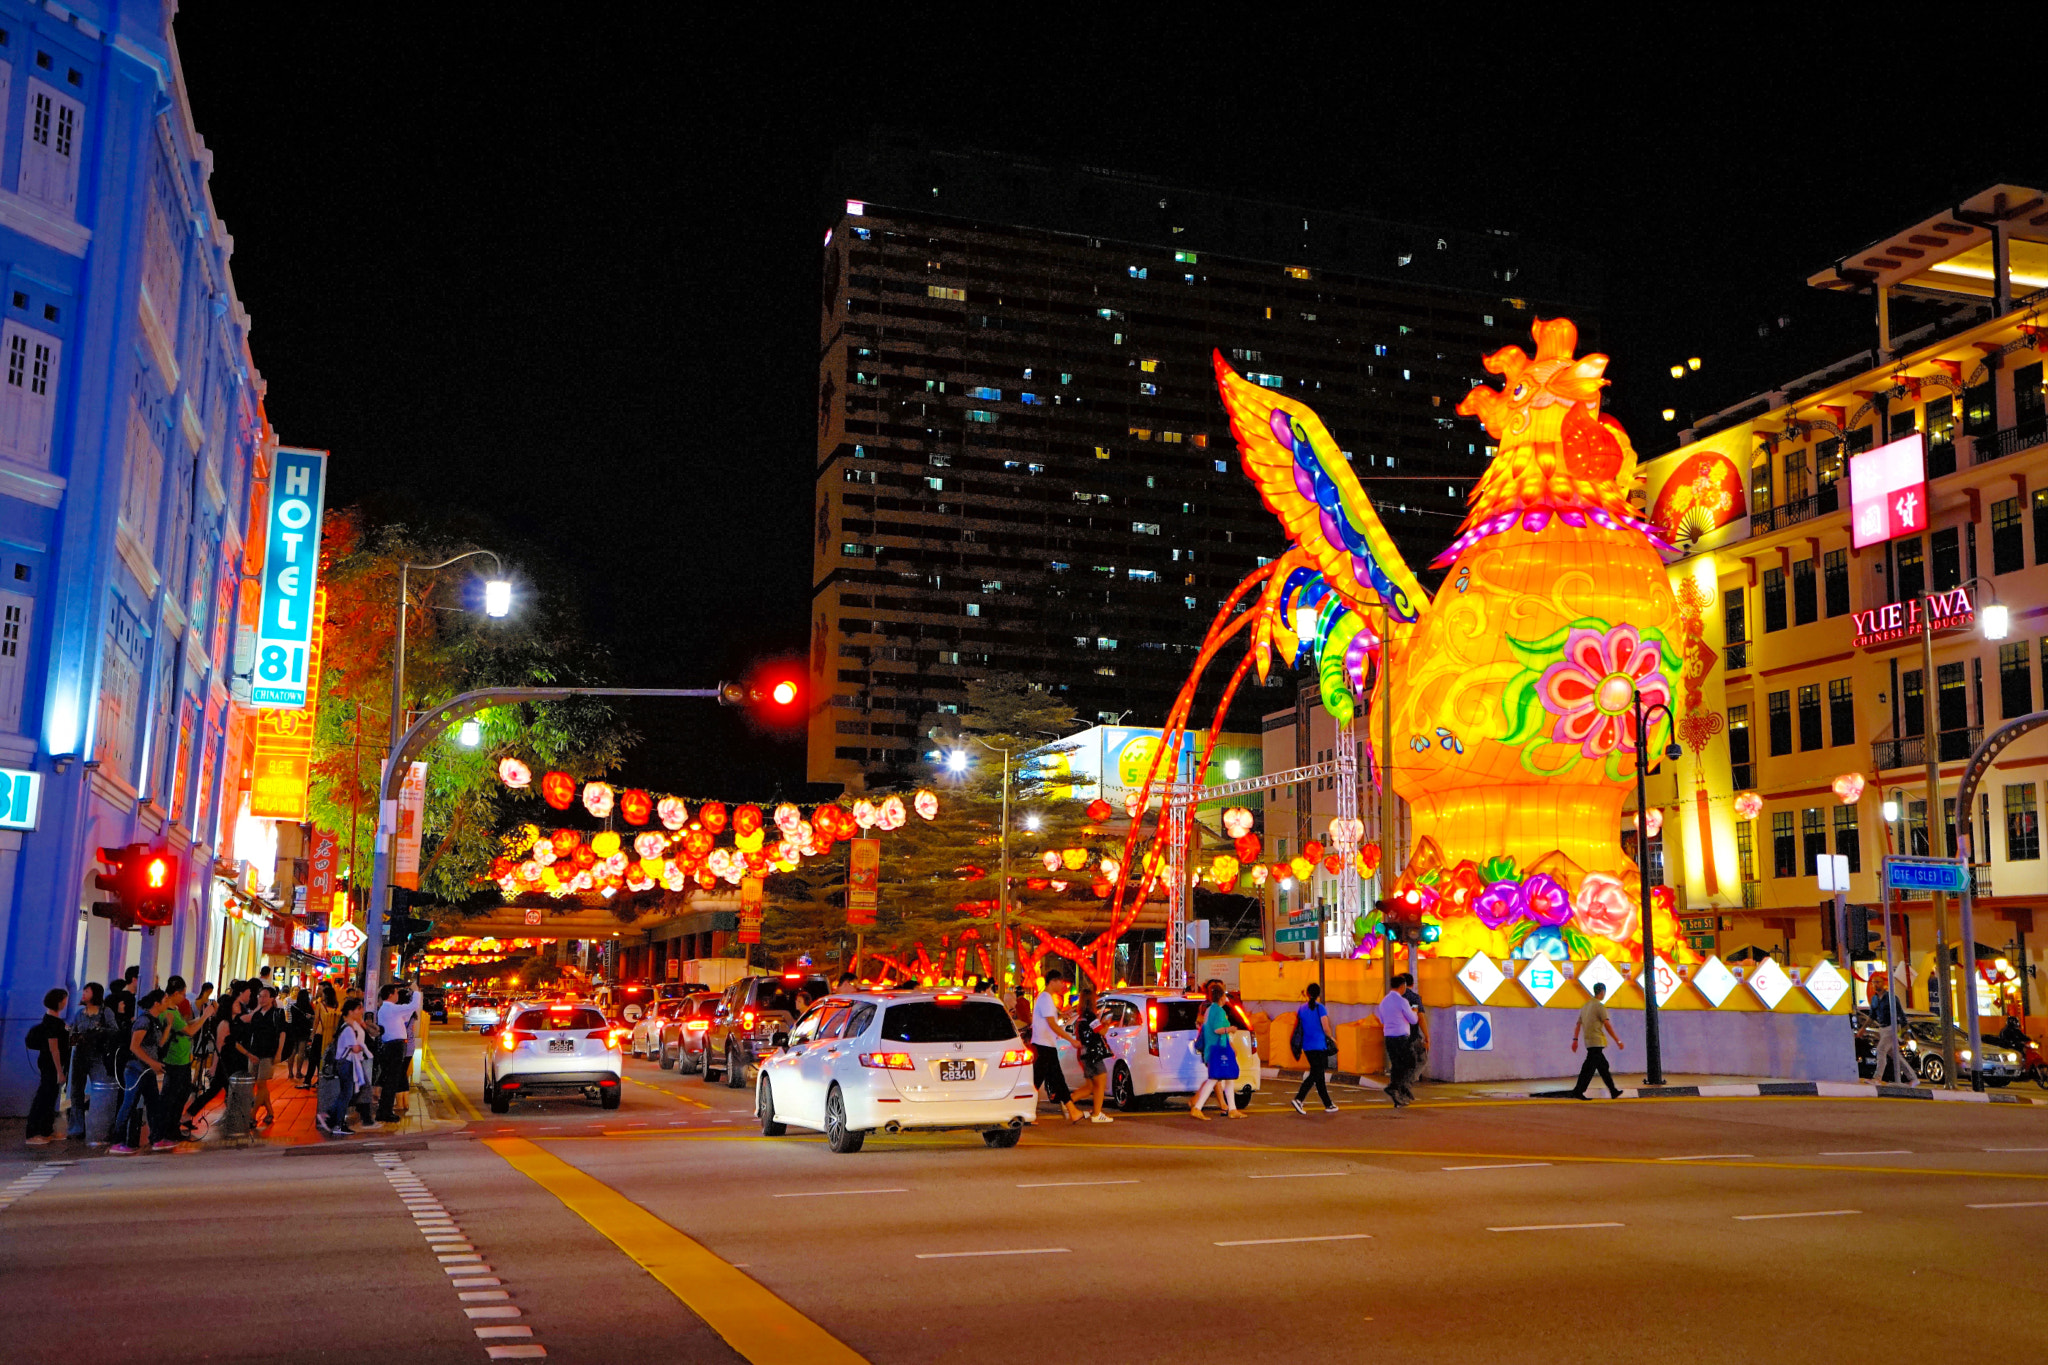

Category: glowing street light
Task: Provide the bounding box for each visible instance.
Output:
[458,719,482,747]
[1981,602,2011,640]
[484,578,513,618]
[947,750,968,773]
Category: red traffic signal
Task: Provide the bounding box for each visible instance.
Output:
[136,849,178,928]
[718,678,800,709]
[91,844,177,930]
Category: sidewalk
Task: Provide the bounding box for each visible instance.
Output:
[188,1065,440,1148]
[1264,1064,2046,1105]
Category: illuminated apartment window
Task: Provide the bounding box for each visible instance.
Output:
[966,410,997,424]
[965,603,980,617]
[967,386,1001,401]
[1097,638,1117,650]
[1128,569,1158,582]
[927,285,965,301]
[1141,359,1159,372]
[1285,266,1311,279]
[1247,372,1283,389]
[1095,446,1112,460]
[1159,431,1182,444]
[1174,251,1197,263]
[1140,383,1158,396]
[1132,522,1160,536]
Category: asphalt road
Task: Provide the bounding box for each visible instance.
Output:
[6,1025,2047,1365]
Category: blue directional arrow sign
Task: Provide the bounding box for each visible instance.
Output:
[1456,1010,1492,1051]
[1883,857,1968,894]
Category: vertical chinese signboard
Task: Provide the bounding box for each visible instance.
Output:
[248,587,327,819]
[846,837,878,927]
[739,875,764,944]
[251,446,329,709]
[307,827,338,924]
[1849,431,1927,548]
[393,761,428,890]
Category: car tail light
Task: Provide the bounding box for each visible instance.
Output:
[859,1052,914,1070]
[1147,1002,1160,1056]
[685,1020,709,1032]
[742,1011,755,1031]
[587,1028,628,1050]
[998,1048,1031,1067]
[501,1030,534,1051]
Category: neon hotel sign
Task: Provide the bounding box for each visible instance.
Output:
[1851,587,1975,648]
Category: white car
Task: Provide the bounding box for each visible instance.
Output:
[485,1003,625,1112]
[1057,988,1260,1111]
[628,1000,684,1059]
[462,996,505,1031]
[755,990,1035,1153]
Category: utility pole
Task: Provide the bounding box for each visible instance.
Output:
[1378,606,1398,994]
[1919,595,1957,1088]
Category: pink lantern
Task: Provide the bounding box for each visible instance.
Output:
[1222,806,1255,838]
[852,799,878,831]
[582,782,615,819]
[877,795,907,831]
[498,758,531,789]
[633,832,667,859]
[1734,791,1763,820]
[657,797,688,830]
[914,789,939,820]
[1042,851,1062,872]
[1832,773,1866,805]
[774,802,802,834]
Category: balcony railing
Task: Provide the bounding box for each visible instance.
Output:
[1977,418,2048,466]
[1726,639,1749,670]
[1872,726,1981,770]
[1741,880,1763,909]
[1750,482,1839,533]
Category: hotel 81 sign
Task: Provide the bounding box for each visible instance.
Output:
[252,448,329,709]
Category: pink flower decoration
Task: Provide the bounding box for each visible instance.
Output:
[1573,872,1639,942]
[1535,624,1670,760]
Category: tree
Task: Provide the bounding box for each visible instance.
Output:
[308,510,634,910]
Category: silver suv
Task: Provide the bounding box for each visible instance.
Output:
[702,972,829,1089]
[485,1003,624,1112]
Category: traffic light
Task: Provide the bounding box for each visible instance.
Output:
[718,678,800,709]
[1847,903,1873,958]
[92,844,143,930]
[91,844,177,930]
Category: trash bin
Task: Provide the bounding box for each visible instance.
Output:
[84,1078,120,1145]
[221,1073,257,1141]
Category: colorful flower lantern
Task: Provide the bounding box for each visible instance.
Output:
[734,828,765,854]
[1086,798,1114,823]
[499,758,531,789]
[590,830,621,859]
[1026,877,1051,892]
[914,789,939,820]
[1302,839,1325,863]
[658,797,688,830]
[1251,863,1270,886]
[1099,857,1120,881]
[1269,861,1291,883]
[1050,880,1069,893]
[1328,816,1365,851]
[852,800,877,831]
[1042,851,1062,872]
[1832,773,1865,805]
[1061,847,1089,871]
[733,804,764,837]
[1322,853,1343,874]
[549,828,581,857]
[700,801,729,833]
[619,789,652,826]
[1212,854,1241,885]
[1234,832,1262,863]
[1124,791,1144,818]
[541,771,576,810]
[1090,878,1113,898]
[1222,806,1255,838]
[774,802,802,834]
[877,795,907,831]
[582,782,615,819]
[633,832,666,859]
[1734,791,1763,820]
[1289,855,1313,881]
[683,828,714,858]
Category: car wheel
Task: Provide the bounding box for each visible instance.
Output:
[758,1079,787,1136]
[824,1085,864,1153]
[701,1045,720,1083]
[659,1043,676,1071]
[982,1127,1021,1148]
[1237,1084,1255,1110]
[490,1088,510,1115]
[1918,1054,1946,1086]
[1111,1063,1137,1112]
[600,1086,621,1110]
[725,1046,745,1089]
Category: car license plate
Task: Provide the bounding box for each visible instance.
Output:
[939,1059,975,1082]
[548,1038,575,1053]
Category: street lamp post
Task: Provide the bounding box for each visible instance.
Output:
[362,550,511,1000]
[977,736,1018,991]
[1630,688,1681,1087]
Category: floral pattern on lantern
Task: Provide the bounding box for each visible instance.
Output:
[633,832,666,859]
[1086,798,1114,823]
[1042,851,1062,872]
[1222,807,1254,838]
[1522,620,1674,764]
[1734,791,1763,820]
[914,789,939,820]
[619,789,652,826]
[1061,847,1089,871]
[1573,872,1638,942]
[582,782,615,819]
[499,758,531,789]
[852,800,877,831]
[700,801,729,833]
[658,797,688,830]
[541,771,576,810]
[877,795,907,831]
[1832,773,1865,805]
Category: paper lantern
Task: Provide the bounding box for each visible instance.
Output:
[877,795,907,831]
[1099,856,1120,881]
[1124,791,1144,818]
[541,771,576,810]
[1302,840,1325,863]
[582,782,615,819]
[1250,863,1269,886]
[1289,855,1313,881]
[499,758,531,789]
[1026,877,1051,891]
[1328,816,1364,850]
[1233,832,1262,863]
[1734,791,1762,820]
[1042,851,1062,872]
[1086,798,1114,823]
[735,828,764,854]
[1212,854,1241,884]
[1269,861,1291,882]
[572,845,598,871]
[590,831,621,858]
[1832,773,1865,805]
[657,797,688,830]
[1322,853,1343,874]
[549,828,581,857]
[683,828,714,858]
[634,832,667,859]
[1050,880,1069,892]
[774,802,802,834]
[852,800,877,831]
[700,801,729,833]
[1222,806,1255,838]
[914,789,939,820]
[733,804,763,837]
[619,789,652,826]
[1091,878,1114,898]
[1061,847,1089,871]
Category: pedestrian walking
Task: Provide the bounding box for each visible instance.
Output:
[319,997,372,1137]
[1377,974,1420,1107]
[158,976,207,1141]
[1189,980,1247,1119]
[1400,974,1430,1087]
[111,990,171,1155]
[374,985,422,1123]
[65,983,119,1129]
[1568,980,1625,1099]
[314,983,340,1079]
[287,988,316,1085]
[243,986,287,1128]
[1290,982,1339,1114]
[184,981,250,1130]
[1029,970,1085,1124]
[1866,968,1917,1085]
[24,987,69,1145]
[1070,982,1114,1123]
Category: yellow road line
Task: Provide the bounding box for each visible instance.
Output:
[623,1073,711,1108]
[422,1034,481,1121]
[484,1137,867,1365]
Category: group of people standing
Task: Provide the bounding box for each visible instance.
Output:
[314,982,422,1138]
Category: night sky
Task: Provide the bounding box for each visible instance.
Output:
[174,8,2044,796]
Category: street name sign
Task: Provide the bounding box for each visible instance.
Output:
[1883,857,1967,894]
[1274,925,1319,944]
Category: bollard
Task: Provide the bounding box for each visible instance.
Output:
[85,1078,120,1145]
[222,1073,257,1141]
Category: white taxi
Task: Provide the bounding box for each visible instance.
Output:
[755,990,1035,1153]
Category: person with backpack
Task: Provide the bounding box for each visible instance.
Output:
[25,987,69,1145]
[241,986,287,1129]
[65,983,119,1134]
[1290,982,1339,1114]
[319,997,372,1138]
[110,990,172,1155]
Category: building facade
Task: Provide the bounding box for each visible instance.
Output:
[810,136,1599,790]
[0,2,272,1112]
[1644,185,2048,1021]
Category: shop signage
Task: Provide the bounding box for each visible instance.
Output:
[249,590,328,818]
[1851,586,1973,649]
[1849,431,1926,548]
[523,908,542,926]
[0,765,42,830]
[393,761,428,890]
[306,827,337,916]
[251,447,330,709]
[328,919,366,956]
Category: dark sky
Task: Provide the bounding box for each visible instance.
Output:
[173,7,2044,796]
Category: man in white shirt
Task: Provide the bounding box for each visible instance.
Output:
[372,985,422,1124]
[1029,971,1083,1123]
[1376,975,1420,1108]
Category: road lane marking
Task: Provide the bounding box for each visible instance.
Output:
[421,1036,482,1121]
[1733,1209,1861,1221]
[484,1136,866,1365]
[623,1074,711,1109]
[915,1247,1070,1259]
[1657,1154,1755,1162]
[1985,1146,2048,1152]
[772,1189,908,1198]
[1016,1179,1140,1189]
[1966,1200,2048,1209]
[1443,1162,1552,1171]
[1248,1171,1350,1179]
[1821,1150,1912,1156]
[1488,1223,1624,1232]
[1214,1233,1372,1246]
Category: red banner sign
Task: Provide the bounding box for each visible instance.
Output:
[739,875,764,944]
[846,837,879,927]
[307,828,338,915]
[1852,586,1974,649]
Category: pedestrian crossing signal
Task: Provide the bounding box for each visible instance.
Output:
[90,843,177,930]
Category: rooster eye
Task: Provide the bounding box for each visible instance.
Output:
[1511,384,1527,399]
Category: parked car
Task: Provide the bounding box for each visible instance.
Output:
[628,1000,688,1059]
[702,971,831,1089]
[462,996,506,1031]
[656,993,722,1072]
[1055,987,1259,1111]
[484,1002,625,1112]
[755,989,1035,1152]
[1855,1012,2024,1086]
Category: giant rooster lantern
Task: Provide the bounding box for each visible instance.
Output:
[1077,318,1690,983]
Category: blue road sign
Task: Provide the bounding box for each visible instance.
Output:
[1884,857,1968,894]
[1456,1010,1493,1051]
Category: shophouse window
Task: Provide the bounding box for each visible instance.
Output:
[1845,426,1874,455]
[1964,382,1996,439]
[1908,799,1928,856]
[1816,438,1844,493]
[1724,586,1747,667]
[2033,490,2048,567]
[1895,537,1924,603]
[1772,811,1796,877]
[1902,669,1925,737]
[2006,784,2040,861]
[1925,397,1956,479]
[1792,558,1816,625]
[1832,804,1862,873]
[1823,548,1849,618]
[1797,684,1822,751]
[1828,678,1854,747]
[1784,448,1809,505]
[1767,689,1791,755]
[1735,819,1757,885]
[1750,454,1772,514]
[1992,496,2025,574]
[1762,567,1786,633]
[1801,807,1827,875]
[1728,705,1752,790]
[2015,361,2045,439]
[1930,527,1961,592]
[2000,642,2034,721]
[1937,660,1968,735]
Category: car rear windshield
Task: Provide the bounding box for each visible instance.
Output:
[752,978,829,1014]
[880,1000,1018,1044]
[689,999,721,1018]
[1155,1000,1203,1033]
[516,1007,606,1031]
